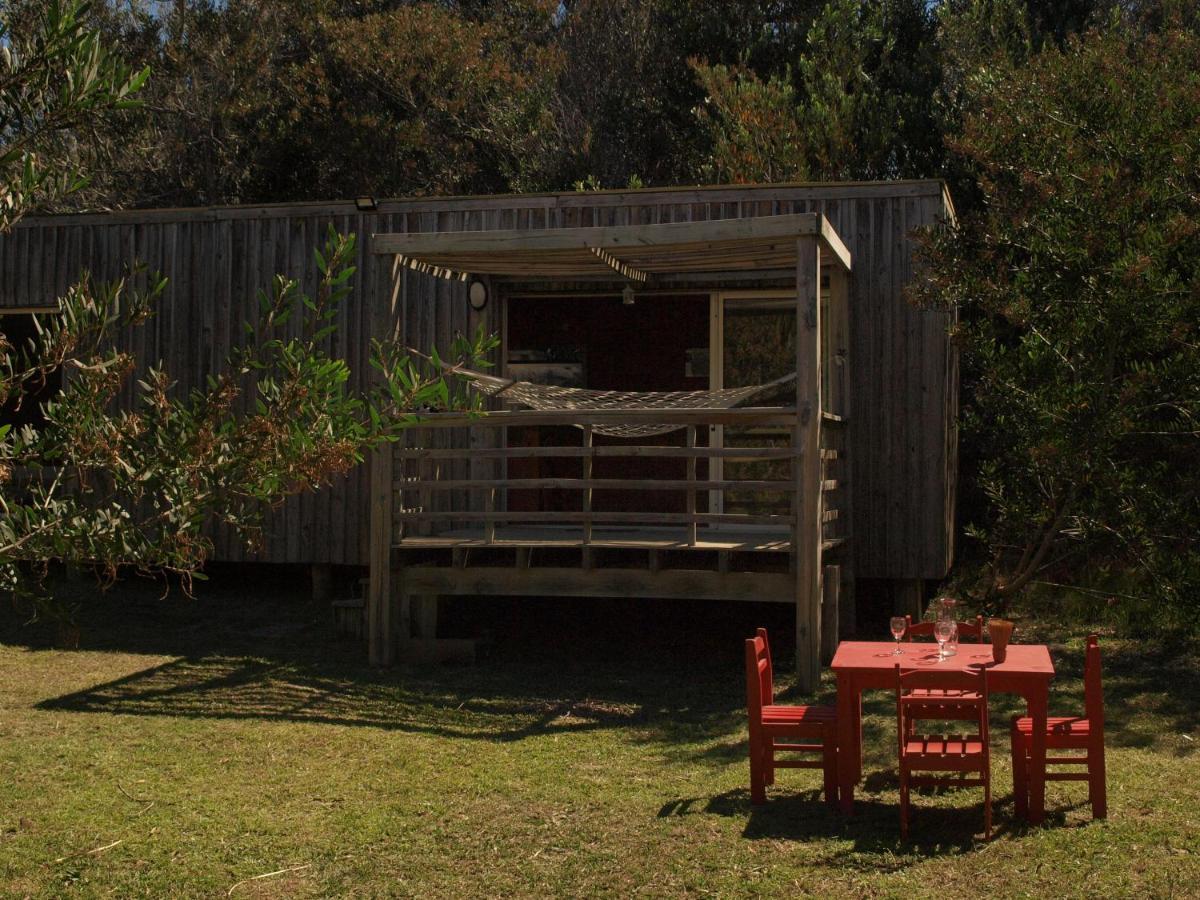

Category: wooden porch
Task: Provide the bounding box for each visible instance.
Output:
[367,212,853,690]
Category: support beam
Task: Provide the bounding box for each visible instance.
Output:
[410,594,439,640]
[839,567,857,639]
[398,565,795,603]
[795,235,823,692]
[894,579,925,619]
[821,564,840,665]
[310,564,333,603]
[368,444,395,665]
[367,253,404,666]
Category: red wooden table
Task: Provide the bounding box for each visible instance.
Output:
[830,641,1056,823]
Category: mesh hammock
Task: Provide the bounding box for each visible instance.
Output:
[449,364,796,438]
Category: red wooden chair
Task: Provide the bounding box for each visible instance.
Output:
[902,614,986,728]
[895,664,992,840]
[1010,633,1106,819]
[745,628,838,806]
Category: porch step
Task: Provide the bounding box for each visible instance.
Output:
[332,597,365,640]
[398,638,476,665]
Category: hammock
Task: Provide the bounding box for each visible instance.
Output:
[446,363,796,438]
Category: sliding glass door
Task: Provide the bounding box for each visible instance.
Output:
[710,294,797,519]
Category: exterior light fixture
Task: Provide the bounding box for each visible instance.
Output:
[622,284,636,306]
[354,195,378,212]
[468,278,489,311]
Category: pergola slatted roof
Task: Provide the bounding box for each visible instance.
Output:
[371,212,851,281]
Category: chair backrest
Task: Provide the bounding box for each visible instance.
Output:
[905,614,985,642]
[1084,633,1105,729]
[894,664,990,750]
[745,630,774,726]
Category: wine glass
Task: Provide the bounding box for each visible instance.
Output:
[889,616,906,655]
[934,619,954,660]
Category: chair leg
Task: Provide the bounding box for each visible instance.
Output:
[984,774,992,841]
[749,737,767,805]
[1010,720,1028,820]
[822,736,839,808]
[899,770,910,841]
[765,738,776,787]
[1090,739,1107,820]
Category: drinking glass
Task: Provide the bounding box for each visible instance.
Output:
[934,619,954,660]
[889,616,906,655]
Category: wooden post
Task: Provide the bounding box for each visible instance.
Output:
[840,567,857,639]
[367,442,395,666]
[411,594,438,640]
[310,564,333,603]
[831,265,854,640]
[582,425,594,546]
[484,480,496,545]
[367,253,404,667]
[795,235,823,692]
[686,425,697,546]
[821,564,840,665]
[894,579,925,618]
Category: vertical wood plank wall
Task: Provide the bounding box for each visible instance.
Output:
[0,180,956,579]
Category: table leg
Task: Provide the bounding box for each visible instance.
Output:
[1027,684,1049,825]
[836,671,857,814]
[855,690,864,782]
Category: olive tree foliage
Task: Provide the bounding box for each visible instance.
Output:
[908,23,1200,623]
[0,1,493,635]
[0,0,147,228]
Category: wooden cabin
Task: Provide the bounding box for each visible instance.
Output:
[0,180,956,690]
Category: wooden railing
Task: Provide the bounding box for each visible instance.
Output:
[389,407,828,547]
[820,411,851,553]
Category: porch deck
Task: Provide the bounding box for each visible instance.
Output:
[394,524,793,552]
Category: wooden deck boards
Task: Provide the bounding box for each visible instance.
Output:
[393,524,792,552]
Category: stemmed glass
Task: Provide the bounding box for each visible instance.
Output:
[889,616,907,655]
[934,619,955,661]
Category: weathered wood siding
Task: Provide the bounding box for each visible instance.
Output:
[0,180,956,578]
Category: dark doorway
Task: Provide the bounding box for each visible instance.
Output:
[505,293,710,515]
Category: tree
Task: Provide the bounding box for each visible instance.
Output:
[0,1,493,639]
[691,0,941,183]
[908,22,1200,623]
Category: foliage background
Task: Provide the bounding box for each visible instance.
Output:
[3,0,1198,626]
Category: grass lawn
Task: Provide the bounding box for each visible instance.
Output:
[2,569,1199,898]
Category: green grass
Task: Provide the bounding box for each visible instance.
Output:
[2,571,1199,898]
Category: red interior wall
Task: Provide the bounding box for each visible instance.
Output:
[505,294,710,515]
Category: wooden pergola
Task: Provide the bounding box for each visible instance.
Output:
[369,212,852,691]
[372,212,851,281]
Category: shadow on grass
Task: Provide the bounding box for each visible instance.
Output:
[37,653,666,742]
[658,787,1021,862]
[19,567,773,747]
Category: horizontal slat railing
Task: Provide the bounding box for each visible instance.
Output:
[398,406,800,429]
[396,478,795,492]
[392,408,801,547]
[395,445,796,461]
